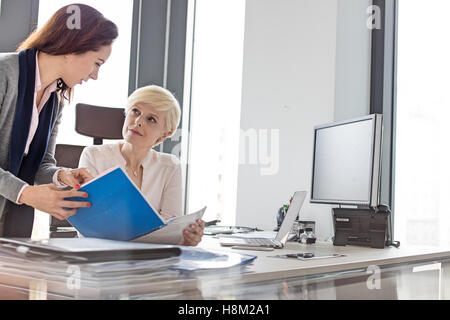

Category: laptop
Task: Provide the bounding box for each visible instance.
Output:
[219,191,307,249]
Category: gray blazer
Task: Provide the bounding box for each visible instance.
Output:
[0,52,64,221]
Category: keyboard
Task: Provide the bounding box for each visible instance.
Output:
[242,238,276,246]
[220,236,283,248]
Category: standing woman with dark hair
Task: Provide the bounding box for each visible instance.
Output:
[0,4,118,237]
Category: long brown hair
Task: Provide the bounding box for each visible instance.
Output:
[17,3,118,102]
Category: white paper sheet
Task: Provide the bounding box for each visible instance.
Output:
[132,206,207,244]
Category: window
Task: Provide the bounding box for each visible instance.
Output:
[184,0,246,225]
[394,0,450,246]
[32,0,133,239]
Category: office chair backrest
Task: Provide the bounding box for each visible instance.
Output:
[54,144,85,169]
[76,103,125,145]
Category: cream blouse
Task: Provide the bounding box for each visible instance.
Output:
[78,142,182,220]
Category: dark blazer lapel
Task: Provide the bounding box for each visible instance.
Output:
[9,49,37,175]
[18,93,56,182]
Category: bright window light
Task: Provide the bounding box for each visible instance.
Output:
[185,0,246,225]
[395,0,450,246]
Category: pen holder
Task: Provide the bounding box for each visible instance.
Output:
[297,222,316,244]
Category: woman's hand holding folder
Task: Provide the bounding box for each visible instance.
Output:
[57,168,95,189]
[19,184,91,221]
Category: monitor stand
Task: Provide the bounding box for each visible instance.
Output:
[332,205,395,249]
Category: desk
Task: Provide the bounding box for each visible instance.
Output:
[1,236,450,300]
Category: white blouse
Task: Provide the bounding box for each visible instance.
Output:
[79,142,182,220]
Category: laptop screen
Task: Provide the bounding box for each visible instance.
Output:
[275,191,307,244]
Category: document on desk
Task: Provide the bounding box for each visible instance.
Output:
[132,207,206,245]
[170,247,257,272]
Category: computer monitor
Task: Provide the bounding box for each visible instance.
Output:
[310,114,383,208]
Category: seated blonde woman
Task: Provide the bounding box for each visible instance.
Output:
[79,85,205,246]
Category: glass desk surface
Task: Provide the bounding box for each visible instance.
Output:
[1,236,450,300]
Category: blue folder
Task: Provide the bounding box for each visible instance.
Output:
[67,166,165,241]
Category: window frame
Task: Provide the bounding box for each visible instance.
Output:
[369,0,398,233]
[129,0,189,213]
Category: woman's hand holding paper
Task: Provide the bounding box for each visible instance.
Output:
[181,219,205,246]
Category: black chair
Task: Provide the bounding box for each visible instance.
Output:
[50,103,125,238]
[75,103,126,145]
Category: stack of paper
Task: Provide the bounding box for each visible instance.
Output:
[0,238,258,299]
[0,238,182,287]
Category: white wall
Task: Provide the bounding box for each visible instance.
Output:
[235,0,371,240]
[236,0,337,239]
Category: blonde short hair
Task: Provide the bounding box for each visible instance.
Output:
[125,85,181,137]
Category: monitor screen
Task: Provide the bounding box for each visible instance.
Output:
[310,114,382,207]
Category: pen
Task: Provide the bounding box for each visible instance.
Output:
[205,220,221,227]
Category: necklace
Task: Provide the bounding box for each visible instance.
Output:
[120,143,143,178]
[127,165,141,177]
